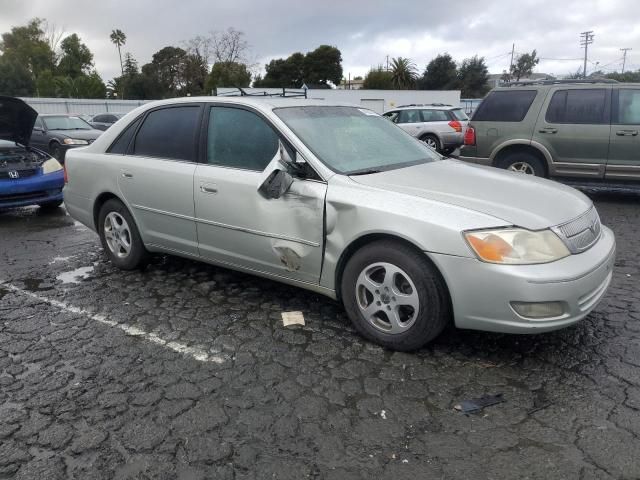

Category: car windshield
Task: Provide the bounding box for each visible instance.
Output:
[275,106,439,174]
[42,116,93,130]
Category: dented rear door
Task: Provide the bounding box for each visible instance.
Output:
[194,104,327,284]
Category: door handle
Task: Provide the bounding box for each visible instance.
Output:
[616,130,639,136]
[539,127,558,134]
[121,172,133,178]
[200,184,218,194]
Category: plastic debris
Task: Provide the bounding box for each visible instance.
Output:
[454,393,505,413]
[281,311,305,327]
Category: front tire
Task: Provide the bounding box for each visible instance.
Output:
[341,240,450,351]
[98,199,149,270]
[421,134,441,153]
[498,151,546,177]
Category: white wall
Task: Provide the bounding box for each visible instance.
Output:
[19,98,148,115]
[217,88,461,114]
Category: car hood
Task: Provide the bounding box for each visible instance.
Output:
[349,159,592,230]
[51,129,102,140]
[0,96,37,146]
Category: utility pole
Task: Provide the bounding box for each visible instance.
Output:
[621,47,632,73]
[580,31,594,78]
[509,43,515,74]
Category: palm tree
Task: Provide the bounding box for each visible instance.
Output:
[390,57,417,89]
[110,29,127,75]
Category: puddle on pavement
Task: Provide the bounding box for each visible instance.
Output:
[21,278,54,292]
[57,266,94,284]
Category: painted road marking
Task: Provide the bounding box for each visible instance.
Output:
[0,282,225,364]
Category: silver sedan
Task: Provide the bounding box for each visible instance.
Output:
[63,97,615,351]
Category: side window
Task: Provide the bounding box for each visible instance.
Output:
[133,106,200,161]
[108,117,142,154]
[421,110,448,122]
[93,114,106,123]
[547,89,607,124]
[397,110,421,124]
[472,90,537,122]
[383,111,399,123]
[207,106,279,171]
[615,89,640,125]
[34,117,44,130]
[106,115,118,123]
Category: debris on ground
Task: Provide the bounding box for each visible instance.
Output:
[454,393,505,413]
[281,311,305,327]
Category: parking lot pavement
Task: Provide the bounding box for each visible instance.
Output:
[0,194,639,480]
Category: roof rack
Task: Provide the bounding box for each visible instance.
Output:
[214,87,307,98]
[503,79,619,87]
[396,103,453,108]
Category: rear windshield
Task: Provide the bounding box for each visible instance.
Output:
[450,108,468,121]
[472,90,537,122]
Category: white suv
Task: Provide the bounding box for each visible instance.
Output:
[382,104,469,154]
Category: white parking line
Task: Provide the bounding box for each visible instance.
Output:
[0,282,225,364]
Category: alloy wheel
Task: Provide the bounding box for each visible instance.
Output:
[104,212,132,258]
[508,161,535,175]
[355,262,420,334]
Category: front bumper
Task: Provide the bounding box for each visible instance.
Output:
[0,170,64,209]
[428,225,616,334]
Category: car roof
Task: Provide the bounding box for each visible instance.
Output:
[388,104,458,111]
[142,96,362,111]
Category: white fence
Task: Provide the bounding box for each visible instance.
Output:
[20,98,149,115]
[20,89,463,116]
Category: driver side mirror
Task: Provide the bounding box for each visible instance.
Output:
[259,169,294,199]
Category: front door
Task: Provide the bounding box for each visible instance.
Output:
[116,104,201,256]
[395,109,424,136]
[534,87,611,178]
[194,105,327,284]
[607,87,640,181]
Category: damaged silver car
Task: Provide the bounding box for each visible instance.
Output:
[64,97,616,351]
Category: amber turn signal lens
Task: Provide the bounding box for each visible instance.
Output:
[466,234,514,262]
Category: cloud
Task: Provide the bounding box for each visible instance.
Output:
[1,0,639,82]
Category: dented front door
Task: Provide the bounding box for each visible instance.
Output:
[194,164,327,284]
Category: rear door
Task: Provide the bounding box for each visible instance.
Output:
[534,87,611,178]
[194,104,327,284]
[115,104,201,255]
[607,87,640,181]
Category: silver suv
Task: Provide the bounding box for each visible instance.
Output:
[64,97,615,351]
[382,104,469,154]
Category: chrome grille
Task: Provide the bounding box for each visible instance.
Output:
[553,207,601,254]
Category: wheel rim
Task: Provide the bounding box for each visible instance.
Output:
[508,161,535,175]
[104,212,132,258]
[355,262,420,334]
[423,137,437,149]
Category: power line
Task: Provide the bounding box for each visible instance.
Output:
[580,31,595,78]
[621,48,632,73]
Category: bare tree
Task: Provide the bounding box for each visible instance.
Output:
[184,35,212,66]
[43,21,66,63]
[210,28,250,64]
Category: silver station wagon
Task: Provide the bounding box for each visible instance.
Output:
[64,97,616,351]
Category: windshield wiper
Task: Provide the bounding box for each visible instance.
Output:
[348,168,383,176]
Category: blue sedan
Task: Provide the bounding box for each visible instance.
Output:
[0,97,65,211]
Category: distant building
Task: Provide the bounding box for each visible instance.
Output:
[338,78,365,90]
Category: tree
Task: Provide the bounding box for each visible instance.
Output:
[0,18,55,93]
[110,29,126,75]
[303,45,342,86]
[457,56,489,97]
[53,72,106,99]
[510,49,539,81]
[362,67,393,89]
[390,57,417,89]
[182,52,208,95]
[205,61,251,92]
[57,34,94,78]
[210,28,250,64]
[142,46,188,97]
[605,70,640,83]
[256,53,305,88]
[122,52,138,76]
[418,53,457,90]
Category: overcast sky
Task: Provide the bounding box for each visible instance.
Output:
[2,0,640,83]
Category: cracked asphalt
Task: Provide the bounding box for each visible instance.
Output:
[0,192,639,479]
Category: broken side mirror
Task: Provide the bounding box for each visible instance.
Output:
[259,168,294,199]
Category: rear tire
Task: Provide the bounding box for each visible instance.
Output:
[498,151,546,177]
[421,134,441,153]
[50,142,62,162]
[341,240,450,351]
[98,198,149,270]
[38,200,63,211]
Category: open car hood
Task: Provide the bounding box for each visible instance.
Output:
[0,96,38,146]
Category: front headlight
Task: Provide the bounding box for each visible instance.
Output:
[41,158,63,175]
[464,228,570,264]
[63,138,89,145]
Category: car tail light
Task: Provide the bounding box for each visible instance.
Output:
[63,164,68,184]
[464,126,476,146]
[448,120,462,133]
